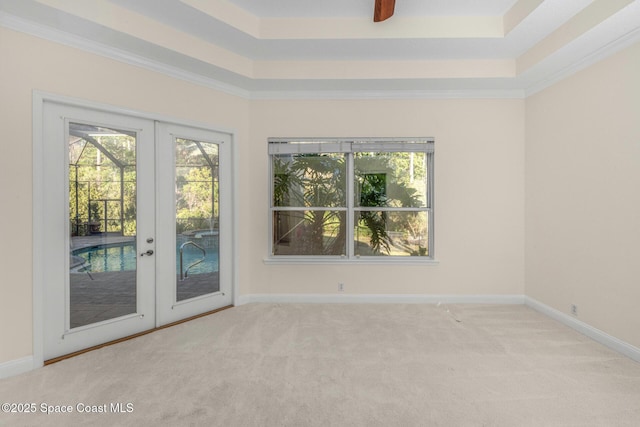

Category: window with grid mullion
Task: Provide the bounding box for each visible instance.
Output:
[270,138,433,259]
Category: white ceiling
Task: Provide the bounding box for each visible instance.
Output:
[224,0,521,18]
[1,0,639,98]
[107,0,591,61]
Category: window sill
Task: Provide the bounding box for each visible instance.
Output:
[263,257,440,266]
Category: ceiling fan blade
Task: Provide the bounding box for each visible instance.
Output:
[374,0,395,22]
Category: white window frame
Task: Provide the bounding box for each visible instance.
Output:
[266,138,436,264]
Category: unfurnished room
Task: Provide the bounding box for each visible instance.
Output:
[1,0,640,425]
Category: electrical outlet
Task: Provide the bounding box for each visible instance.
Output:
[571,304,578,316]
[338,283,345,292]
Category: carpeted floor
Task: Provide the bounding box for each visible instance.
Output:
[1,303,640,426]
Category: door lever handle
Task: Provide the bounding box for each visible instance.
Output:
[140,249,154,256]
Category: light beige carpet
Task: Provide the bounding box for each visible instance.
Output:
[1,303,640,426]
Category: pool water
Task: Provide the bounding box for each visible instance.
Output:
[72,240,219,274]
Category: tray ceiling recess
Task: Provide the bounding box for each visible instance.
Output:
[1,0,640,98]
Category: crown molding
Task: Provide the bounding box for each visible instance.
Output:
[250,88,526,100]
[1,10,638,101]
[0,11,252,99]
[524,24,640,97]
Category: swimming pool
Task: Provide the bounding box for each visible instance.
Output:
[72,239,219,274]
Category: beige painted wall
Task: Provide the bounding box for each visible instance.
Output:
[0,28,250,364]
[525,42,640,348]
[0,26,526,367]
[249,99,525,296]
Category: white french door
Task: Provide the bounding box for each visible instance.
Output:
[41,101,232,360]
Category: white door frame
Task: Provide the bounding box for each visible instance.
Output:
[32,91,238,369]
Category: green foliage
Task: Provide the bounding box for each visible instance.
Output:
[355,152,428,254]
[176,167,214,219]
[69,134,219,237]
[69,136,137,236]
[175,167,217,234]
[175,139,219,234]
[273,154,346,255]
[357,173,390,254]
[273,151,428,256]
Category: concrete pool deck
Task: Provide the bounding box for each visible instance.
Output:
[70,271,220,328]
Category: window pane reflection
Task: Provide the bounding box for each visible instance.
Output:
[273,210,346,256]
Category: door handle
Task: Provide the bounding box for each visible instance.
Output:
[140,249,154,256]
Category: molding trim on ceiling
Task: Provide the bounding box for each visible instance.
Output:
[524,24,640,97]
[249,89,526,101]
[504,0,545,35]
[253,59,516,80]
[516,0,635,75]
[34,0,253,77]
[0,11,251,99]
[0,10,637,101]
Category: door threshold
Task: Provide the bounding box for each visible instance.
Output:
[44,305,233,365]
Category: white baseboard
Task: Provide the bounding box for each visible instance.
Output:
[238,293,525,305]
[525,296,640,363]
[0,356,35,379]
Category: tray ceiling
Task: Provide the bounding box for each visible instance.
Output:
[1,0,639,98]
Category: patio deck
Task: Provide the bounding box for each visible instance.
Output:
[70,271,220,328]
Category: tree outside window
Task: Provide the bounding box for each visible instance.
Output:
[270,139,433,260]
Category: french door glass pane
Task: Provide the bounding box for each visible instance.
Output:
[68,122,137,328]
[175,138,220,301]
